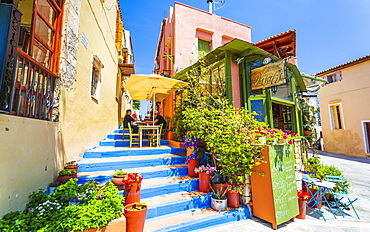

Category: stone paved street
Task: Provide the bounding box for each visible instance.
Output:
[203,150,370,232]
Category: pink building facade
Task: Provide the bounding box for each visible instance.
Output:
[155,2,251,77]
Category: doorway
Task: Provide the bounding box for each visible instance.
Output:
[272,103,292,131]
[362,121,370,153]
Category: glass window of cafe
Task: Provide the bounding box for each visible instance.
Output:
[247,60,298,132]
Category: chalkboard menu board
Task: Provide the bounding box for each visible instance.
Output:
[251,145,299,229]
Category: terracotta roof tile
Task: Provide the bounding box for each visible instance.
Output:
[316,55,370,76]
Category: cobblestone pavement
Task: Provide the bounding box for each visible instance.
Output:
[204,150,370,232]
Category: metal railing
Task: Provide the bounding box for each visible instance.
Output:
[10,49,57,120]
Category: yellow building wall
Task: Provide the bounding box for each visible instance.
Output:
[58,0,120,161]
[0,0,121,216]
[318,60,370,157]
[0,115,61,215]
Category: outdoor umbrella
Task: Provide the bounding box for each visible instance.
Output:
[124,74,187,120]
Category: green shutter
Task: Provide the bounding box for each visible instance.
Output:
[198,39,210,59]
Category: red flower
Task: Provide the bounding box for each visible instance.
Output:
[288,140,293,144]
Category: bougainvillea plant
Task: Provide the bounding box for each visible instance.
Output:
[122,173,143,185]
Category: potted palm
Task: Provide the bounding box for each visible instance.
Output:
[210,184,227,211]
[124,202,147,232]
[112,169,127,190]
[123,173,143,205]
[194,165,216,193]
[57,169,77,184]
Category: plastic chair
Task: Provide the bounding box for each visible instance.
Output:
[148,124,163,147]
[326,175,360,219]
[127,123,140,147]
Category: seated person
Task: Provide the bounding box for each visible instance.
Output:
[123,109,138,133]
[153,112,167,129]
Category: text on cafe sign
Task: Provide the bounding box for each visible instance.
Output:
[251,61,285,90]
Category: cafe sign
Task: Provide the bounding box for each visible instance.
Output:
[251,61,285,90]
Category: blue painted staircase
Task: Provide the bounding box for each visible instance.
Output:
[76,127,251,231]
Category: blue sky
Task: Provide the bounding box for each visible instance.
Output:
[121,0,370,75]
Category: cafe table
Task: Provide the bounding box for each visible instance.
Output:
[138,125,160,148]
[303,178,338,221]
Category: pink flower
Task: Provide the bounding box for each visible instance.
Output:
[286,130,291,134]
[288,140,293,144]
[270,135,275,138]
[283,134,288,139]
[291,133,297,137]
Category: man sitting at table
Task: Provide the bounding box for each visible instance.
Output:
[153,112,167,129]
[123,109,138,133]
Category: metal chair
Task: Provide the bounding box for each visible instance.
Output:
[127,123,140,147]
[148,124,163,147]
[326,175,360,219]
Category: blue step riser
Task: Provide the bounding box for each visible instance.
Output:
[99,140,170,147]
[77,167,188,184]
[141,179,199,199]
[154,206,251,232]
[83,147,185,158]
[146,193,212,220]
[78,157,186,172]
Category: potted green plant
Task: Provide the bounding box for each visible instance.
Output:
[112,169,127,190]
[194,165,217,193]
[124,202,147,232]
[210,184,227,211]
[225,181,245,208]
[57,169,77,184]
[123,173,143,205]
[64,160,79,172]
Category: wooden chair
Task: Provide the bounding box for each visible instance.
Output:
[148,124,163,147]
[127,123,140,147]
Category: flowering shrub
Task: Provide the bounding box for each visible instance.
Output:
[181,135,202,149]
[33,200,62,215]
[297,190,310,201]
[225,182,245,194]
[254,126,297,145]
[194,164,216,174]
[186,153,199,162]
[122,173,143,185]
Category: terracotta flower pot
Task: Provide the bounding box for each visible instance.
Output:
[57,173,77,184]
[227,192,240,208]
[124,203,148,232]
[65,165,79,172]
[296,198,307,219]
[124,182,141,205]
[112,175,126,190]
[304,130,312,136]
[198,172,211,193]
[211,183,226,193]
[188,160,199,177]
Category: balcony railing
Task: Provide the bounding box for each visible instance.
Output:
[10,49,57,120]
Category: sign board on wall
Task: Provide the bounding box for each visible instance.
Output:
[251,60,285,90]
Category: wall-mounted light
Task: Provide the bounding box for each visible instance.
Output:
[263,57,272,65]
[271,86,278,94]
